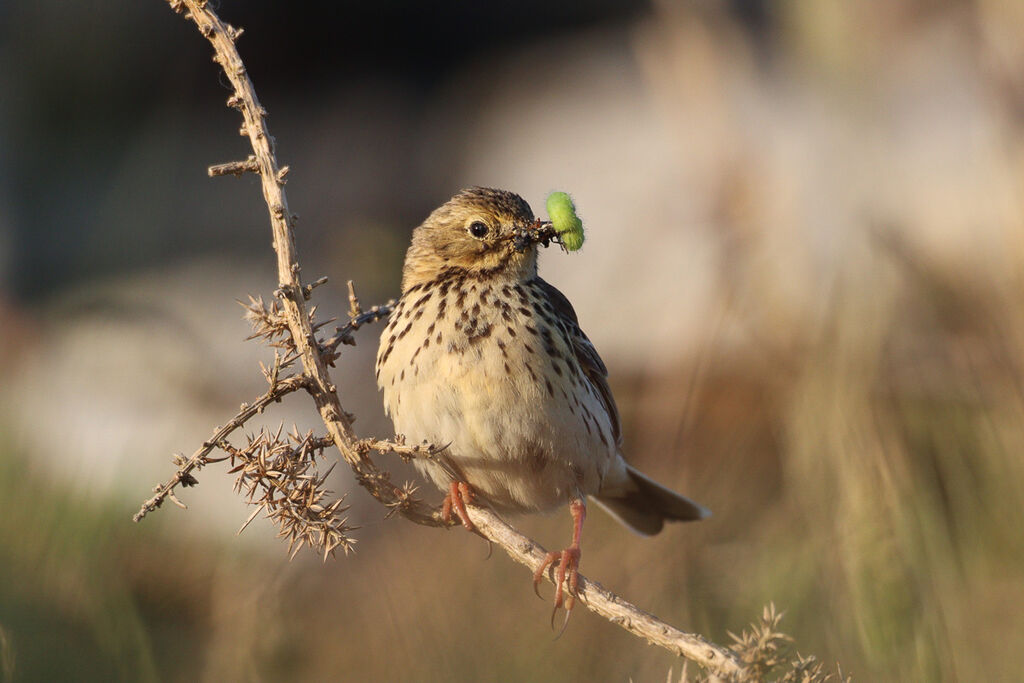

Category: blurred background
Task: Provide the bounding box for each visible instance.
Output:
[2,0,1024,680]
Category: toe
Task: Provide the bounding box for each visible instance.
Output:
[442,481,477,532]
[533,551,559,599]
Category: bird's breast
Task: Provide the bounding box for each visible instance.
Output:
[375,276,616,511]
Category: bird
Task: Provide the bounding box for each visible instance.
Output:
[375,187,709,615]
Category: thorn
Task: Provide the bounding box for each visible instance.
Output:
[302,276,327,300]
[237,506,261,535]
[347,280,362,318]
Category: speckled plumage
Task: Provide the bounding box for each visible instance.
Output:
[375,187,709,537]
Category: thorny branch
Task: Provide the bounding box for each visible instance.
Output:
[134,0,780,678]
[162,0,440,528]
[133,371,309,522]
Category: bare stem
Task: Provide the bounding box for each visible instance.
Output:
[462,504,744,677]
[208,156,260,177]
[320,295,396,357]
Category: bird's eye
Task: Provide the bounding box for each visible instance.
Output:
[468,221,490,239]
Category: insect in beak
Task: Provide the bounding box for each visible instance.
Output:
[512,219,556,253]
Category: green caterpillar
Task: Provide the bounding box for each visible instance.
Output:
[545,191,584,251]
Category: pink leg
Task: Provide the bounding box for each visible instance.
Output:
[533,498,586,613]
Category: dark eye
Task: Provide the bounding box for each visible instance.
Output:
[468,221,490,239]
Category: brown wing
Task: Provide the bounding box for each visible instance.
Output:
[535,278,622,447]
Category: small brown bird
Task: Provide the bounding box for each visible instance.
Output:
[376,187,708,613]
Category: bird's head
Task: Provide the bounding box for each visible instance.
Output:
[401,187,555,292]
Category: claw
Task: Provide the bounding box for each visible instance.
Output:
[552,606,572,639]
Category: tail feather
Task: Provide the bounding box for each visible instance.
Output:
[594,465,710,536]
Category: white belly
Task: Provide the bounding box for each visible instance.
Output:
[376,280,617,513]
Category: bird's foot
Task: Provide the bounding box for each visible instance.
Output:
[533,498,586,630]
[533,545,582,613]
[441,481,476,532]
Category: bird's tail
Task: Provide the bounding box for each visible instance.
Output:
[593,465,710,536]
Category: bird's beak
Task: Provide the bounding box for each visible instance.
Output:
[512,219,557,253]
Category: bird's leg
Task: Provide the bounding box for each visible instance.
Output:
[533,498,586,613]
[441,481,477,532]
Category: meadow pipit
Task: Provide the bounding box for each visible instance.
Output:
[376,187,708,614]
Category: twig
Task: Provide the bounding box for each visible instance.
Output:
[208,156,260,177]
[356,436,461,481]
[133,373,309,522]
[355,437,445,460]
[320,296,396,356]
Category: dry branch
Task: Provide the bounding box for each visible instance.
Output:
[147,0,750,678]
[166,0,438,526]
[320,289,395,360]
[464,505,743,675]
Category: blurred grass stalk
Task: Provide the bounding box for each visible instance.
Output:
[778,231,1024,680]
[0,449,160,682]
[637,1,1024,679]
